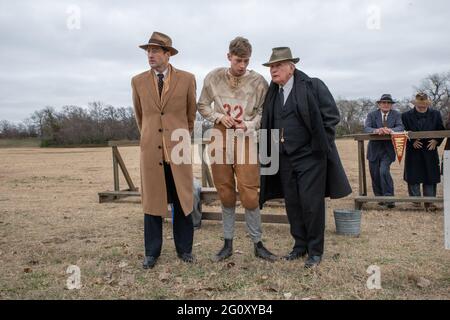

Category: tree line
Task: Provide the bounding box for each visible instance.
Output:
[0,102,139,146]
[1,72,449,145]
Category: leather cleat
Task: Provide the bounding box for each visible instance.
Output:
[143,256,158,269]
[254,242,277,262]
[304,255,322,269]
[283,250,307,261]
[178,252,195,263]
[213,239,233,262]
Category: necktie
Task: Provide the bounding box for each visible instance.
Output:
[383,113,388,127]
[157,73,164,97]
[279,87,285,107]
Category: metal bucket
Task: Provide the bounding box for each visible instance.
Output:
[333,209,361,236]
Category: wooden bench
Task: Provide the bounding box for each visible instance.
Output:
[354,196,443,209]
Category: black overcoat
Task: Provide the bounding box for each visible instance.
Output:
[259,69,352,208]
[402,108,445,185]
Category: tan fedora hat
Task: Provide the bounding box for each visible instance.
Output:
[262,47,300,67]
[139,31,178,56]
[413,92,432,107]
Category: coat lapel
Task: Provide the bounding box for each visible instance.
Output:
[387,111,395,127]
[293,70,312,133]
[375,110,382,128]
[162,66,180,110]
[265,83,277,125]
[262,84,277,157]
[146,70,162,109]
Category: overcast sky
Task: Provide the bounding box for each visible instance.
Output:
[1,0,449,122]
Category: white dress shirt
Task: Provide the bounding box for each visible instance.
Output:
[380,110,390,126]
[279,74,294,105]
[154,67,168,80]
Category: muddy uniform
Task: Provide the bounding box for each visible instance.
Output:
[198,68,268,242]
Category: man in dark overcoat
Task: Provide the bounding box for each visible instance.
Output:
[402,92,445,211]
[259,47,352,268]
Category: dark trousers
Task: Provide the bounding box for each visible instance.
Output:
[369,155,394,197]
[408,184,437,197]
[144,163,193,257]
[279,151,327,257]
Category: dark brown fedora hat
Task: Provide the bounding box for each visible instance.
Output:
[262,47,299,67]
[139,31,178,56]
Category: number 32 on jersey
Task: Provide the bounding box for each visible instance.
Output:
[223,104,244,122]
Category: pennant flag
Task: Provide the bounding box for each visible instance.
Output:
[390,132,409,163]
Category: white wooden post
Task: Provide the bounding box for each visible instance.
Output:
[444,150,450,250]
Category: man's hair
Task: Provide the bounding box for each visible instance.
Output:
[229,37,252,57]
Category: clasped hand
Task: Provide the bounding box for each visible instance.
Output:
[375,127,393,135]
[413,139,438,150]
[220,116,247,131]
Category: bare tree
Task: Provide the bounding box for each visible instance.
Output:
[395,98,414,114]
[336,98,374,135]
[0,120,12,138]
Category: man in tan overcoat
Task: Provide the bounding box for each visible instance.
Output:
[132,31,197,269]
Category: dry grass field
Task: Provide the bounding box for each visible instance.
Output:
[0,139,449,300]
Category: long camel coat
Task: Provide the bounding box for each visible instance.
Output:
[131,65,197,216]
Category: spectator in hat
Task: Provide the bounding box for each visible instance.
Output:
[402,92,445,211]
[364,94,404,208]
[259,47,352,268]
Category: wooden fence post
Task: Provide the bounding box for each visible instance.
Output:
[444,150,450,250]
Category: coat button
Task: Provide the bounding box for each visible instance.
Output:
[159,161,163,166]
[158,128,162,132]
[161,112,164,116]
[158,146,162,149]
